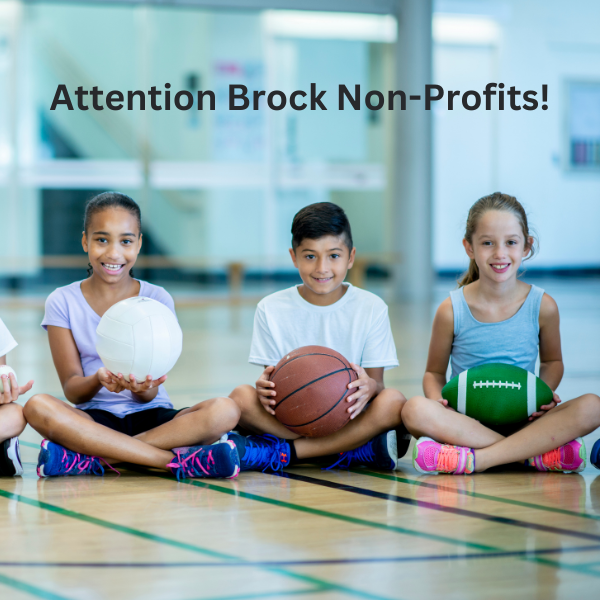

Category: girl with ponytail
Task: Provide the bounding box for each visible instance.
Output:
[402,192,600,475]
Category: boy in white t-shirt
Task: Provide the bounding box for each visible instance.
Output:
[228,202,408,471]
[0,318,33,476]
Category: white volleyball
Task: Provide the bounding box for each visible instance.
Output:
[0,365,17,393]
[96,297,183,383]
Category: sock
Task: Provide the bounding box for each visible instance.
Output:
[288,440,298,465]
[229,433,246,461]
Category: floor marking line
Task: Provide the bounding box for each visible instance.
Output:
[357,469,600,521]
[0,571,73,600]
[2,544,600,568]
[0,489,395,600]
[276,472,600,543]
[263,471,600,578]
[184,587,330,600]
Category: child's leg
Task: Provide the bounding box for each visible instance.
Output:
[25,394,240,468]
[230,384,406,459]
[24,394,176,469]
[474,394,600,472]
[402,396,506,448]
[0,403,26,441]
[134,397,240,449]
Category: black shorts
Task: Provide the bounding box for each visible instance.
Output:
[81,407,185,436]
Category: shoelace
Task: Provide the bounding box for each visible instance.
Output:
[243,435,288,472]
[61,448,119,476]
[168,448,215,480]
[435,445,460,473]
[541,447,562,470]
[326,441,376,470]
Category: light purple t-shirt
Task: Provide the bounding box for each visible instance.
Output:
[42,280,175,417]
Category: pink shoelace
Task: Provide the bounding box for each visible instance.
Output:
[61,448,120,476]
[167,448,215,478]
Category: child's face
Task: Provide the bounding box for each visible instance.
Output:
[290,235,355,297]
[463,210,531,283]
[82,208,142,282]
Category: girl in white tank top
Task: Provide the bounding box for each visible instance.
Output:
[402,192,600,475]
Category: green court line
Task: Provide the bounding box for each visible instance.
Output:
[0,489,395,600]
[187,587,331,600]
[20,441,39,449]
[355,469,600,521]
[0,572,72,600]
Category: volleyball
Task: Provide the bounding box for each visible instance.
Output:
[0,365,17,393]
[96,297,183,383]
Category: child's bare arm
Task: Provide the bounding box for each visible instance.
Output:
[423,298,454,401]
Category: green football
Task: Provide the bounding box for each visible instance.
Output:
[441,363,553,426]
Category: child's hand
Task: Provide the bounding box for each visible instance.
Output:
[112,373,167,397]
[528,392,561,421]
[346,364,377,420]
[97,367,126,393]
[0,372,33,405]
[256,366,276,415]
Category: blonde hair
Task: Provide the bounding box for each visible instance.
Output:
[459,192,536,287]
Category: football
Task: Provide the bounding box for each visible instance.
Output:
[441,363,553,426]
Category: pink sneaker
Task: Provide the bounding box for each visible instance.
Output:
[413,437,475,475]
[529,438,586,473]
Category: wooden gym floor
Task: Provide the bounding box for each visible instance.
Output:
[1,278,599,600]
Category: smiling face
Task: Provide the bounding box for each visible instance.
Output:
[290,235,355,305]
[463,210,532,284]
[82,207,142,282]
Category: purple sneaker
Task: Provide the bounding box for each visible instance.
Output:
[167,440,240,480]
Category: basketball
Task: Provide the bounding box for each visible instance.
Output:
[270,345,358,437]
[96,297,183,383]
[0,365,17,393]
[442,363,553,426]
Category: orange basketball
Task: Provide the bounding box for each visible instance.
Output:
[270,345,358,438]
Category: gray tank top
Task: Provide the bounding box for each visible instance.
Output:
[449,284,545,380]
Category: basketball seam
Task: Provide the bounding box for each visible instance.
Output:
[271,352,347,379]
[273,367,356,410]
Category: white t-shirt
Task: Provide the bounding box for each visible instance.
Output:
[0,318,17,358]
[249,284,398,370]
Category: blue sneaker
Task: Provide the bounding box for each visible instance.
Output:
[228,433,291,472]
[37,439,116,477]
[591,438,600,470]
[168,440,240,481]
[326,430,398,470]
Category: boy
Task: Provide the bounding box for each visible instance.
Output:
[229,202,408,472]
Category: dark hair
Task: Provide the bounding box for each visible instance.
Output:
[291,202,353,251]
[459,191,536,287]
[83,192,141,278]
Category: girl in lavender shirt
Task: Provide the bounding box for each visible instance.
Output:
[25,193,240,479]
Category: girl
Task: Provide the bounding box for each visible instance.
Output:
[24,192,240,479]
[403,192,600,474]
[0,319,33,476]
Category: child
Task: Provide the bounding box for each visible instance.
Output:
[228,202,407,472]
[24,192,240,479]
[0,319,33,476]
[403,192,600,474]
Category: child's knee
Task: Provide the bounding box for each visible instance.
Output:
[0,402,26,438]
[23,394,55,425]
[229,384,259,412]
[576,393,600,428]
[370,388,406,427]
[401,396,431,431]
[208,396,241,429]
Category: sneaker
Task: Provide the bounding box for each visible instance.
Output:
[0,438,23,476]
[592,438,600,470]
[529,438,586,473]
[326,431,398,470]
[37,440,116,477]
[228,433,290,472]
[167,440,240,480]
[412,437,475,475]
